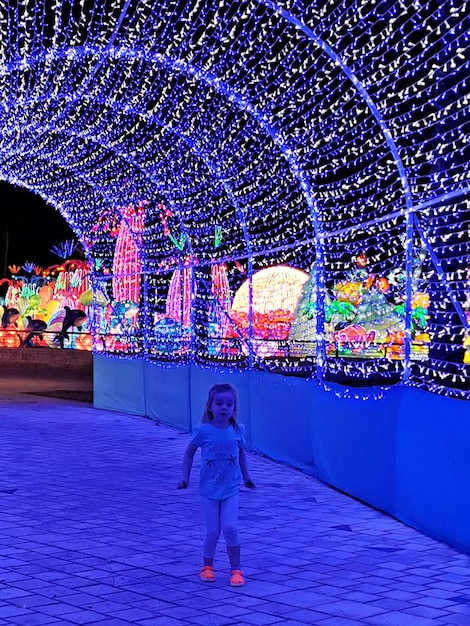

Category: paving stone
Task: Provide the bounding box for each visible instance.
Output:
[52,609,108,624]
[315,618,372,626]
[283,608,340,623]
[4,615,61,625]
[232,612,284,625]
[379,615,448,626]
[307,599,386,619]
[444,616,470,625]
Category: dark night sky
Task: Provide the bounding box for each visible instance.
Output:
[0,181,78,275]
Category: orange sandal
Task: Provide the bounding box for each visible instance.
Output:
[200,565,216,582]
[230,569,245,587]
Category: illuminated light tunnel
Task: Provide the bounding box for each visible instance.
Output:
[1,1,469,548]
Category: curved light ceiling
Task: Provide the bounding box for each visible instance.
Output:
[0,0,468,395]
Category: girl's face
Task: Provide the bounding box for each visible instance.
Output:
[210,391,235,425]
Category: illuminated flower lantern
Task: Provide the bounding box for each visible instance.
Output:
[335,280,364,307]
[112,202,145,307]
[64,260,90,306]
[79,288,108,351]
[0,328,21,348]
[229,265,309,355]
[332,324,376,356]
[351,281,402,347]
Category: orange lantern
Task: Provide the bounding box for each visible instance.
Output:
[75,333,93,351]
[1,330,22,348]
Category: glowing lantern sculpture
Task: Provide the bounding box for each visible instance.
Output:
[0,0,467,398]
[166,267,193,328]
[207,264,231,354]
[229,266,309,356]
[112,202,145,305]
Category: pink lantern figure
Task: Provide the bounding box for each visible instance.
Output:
[112,202,146,303]
[166,265,193,328]
[206,264,231,356]
[210,264,231,332]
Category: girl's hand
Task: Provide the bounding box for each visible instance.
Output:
[244,479,255,489]
[177,480,188,489]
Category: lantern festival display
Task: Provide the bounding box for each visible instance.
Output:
[0,0,467,399]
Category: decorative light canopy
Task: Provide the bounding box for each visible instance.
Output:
[0,0,468,398]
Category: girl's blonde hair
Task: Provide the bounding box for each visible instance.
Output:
[201,383,240,430]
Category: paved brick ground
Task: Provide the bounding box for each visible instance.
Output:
[0,368,469,625]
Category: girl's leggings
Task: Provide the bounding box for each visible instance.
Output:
[200,494,240,558]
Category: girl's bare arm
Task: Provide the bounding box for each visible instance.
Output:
[177,443,197,489]
[239,448,255,488]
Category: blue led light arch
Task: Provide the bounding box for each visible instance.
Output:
[0,0,468,398]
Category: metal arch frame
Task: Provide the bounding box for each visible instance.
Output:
[0,100,259,364]
[4,97,251,281]
[257,0,470,377]
[1,50,308,270]
[33,95,253,253]
[1,124,160,253]
[2,10,464,376]
[53,116,256,360]
[1,0,140,353]
[1,42,328,375]
[0,130,185,356]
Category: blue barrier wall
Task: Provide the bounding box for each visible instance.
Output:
[94,354,470,553]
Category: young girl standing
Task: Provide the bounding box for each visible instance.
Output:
[177,383,255,586]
